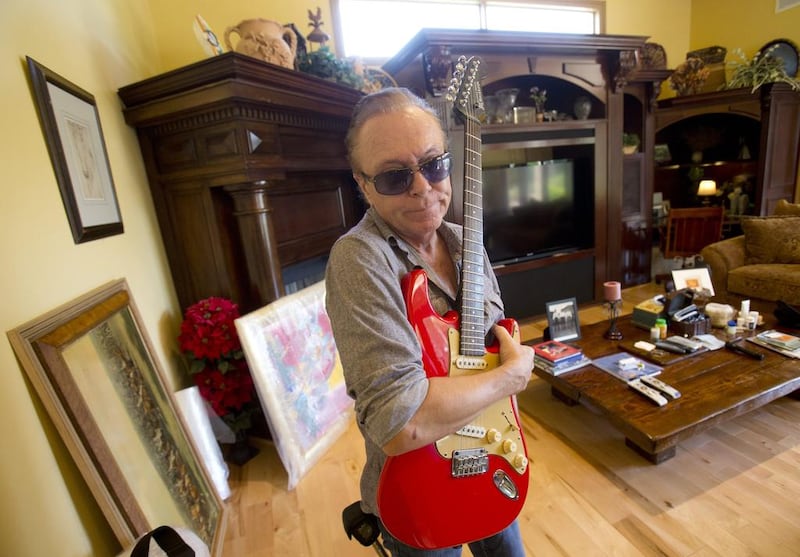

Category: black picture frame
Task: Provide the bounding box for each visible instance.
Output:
[26,56,123,243]
[545,297,581,342]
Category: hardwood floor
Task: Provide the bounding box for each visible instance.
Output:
[222,283,800,556]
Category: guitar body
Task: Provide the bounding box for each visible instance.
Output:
[376,269,530,549]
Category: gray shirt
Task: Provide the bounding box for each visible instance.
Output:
[324,207,505,516]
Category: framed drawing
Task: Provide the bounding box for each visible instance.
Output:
[7,279,226,554]
[235,280,354,490]
[671,267,715,296]
[26,56,123,243]
[545,297,581,342]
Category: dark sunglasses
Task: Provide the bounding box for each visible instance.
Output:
[362,152,453,195]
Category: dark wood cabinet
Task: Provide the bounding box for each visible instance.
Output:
[655,84,800,216]
[383,29,669,313]
[118,53,365,313]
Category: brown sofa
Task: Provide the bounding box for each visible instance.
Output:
[700,200,800,310]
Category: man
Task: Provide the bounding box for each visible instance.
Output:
[325,87,534,556]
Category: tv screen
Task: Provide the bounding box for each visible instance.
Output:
[482,159,592,265]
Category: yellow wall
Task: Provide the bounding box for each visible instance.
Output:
[0,1,794,555]
[0,1,173,555]
[147,0,334,73]
[692,0,800,61]
[606,0,692,75]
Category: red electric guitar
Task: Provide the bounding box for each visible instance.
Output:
[376,56,530,550]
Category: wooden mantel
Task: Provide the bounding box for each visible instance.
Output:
[118,53,365,313]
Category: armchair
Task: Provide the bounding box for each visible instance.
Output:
[700,201,800,310]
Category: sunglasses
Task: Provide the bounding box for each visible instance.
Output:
[362,152,453,195]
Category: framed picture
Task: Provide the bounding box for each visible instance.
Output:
[235,280,354,490]
[26,57,123,243]
[545,297,581,342]
[7,279,226,554]
[671,267,715,296]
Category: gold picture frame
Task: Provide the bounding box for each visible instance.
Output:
[7,279,226,554]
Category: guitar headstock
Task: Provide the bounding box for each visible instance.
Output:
[446,56,483,125]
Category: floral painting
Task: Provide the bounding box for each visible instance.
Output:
[235,280,353,489]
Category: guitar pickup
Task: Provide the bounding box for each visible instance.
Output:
[451,448,488,477]
[455,424,486,439]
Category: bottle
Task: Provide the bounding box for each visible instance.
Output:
[726,319,737,337]
[655,318,668,340]
[650,325,661,342]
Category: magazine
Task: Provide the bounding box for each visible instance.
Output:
[592,352,663,382]
[756,330,800,351]
[746,335,800,359]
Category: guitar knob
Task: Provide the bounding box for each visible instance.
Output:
[502,439,517,454]
[486,429,502,443]
[512,454,528,470]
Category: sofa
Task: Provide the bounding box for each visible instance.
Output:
[700,199,800,311]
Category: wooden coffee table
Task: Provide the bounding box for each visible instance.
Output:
[530,316,800,463]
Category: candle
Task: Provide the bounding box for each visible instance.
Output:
[603,281,621,302]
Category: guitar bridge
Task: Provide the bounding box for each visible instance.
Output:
[451,448,488,477]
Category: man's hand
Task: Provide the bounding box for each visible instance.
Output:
[493,324,535,393]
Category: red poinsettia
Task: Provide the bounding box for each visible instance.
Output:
[178,297,257,435]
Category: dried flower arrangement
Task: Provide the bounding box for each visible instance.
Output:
[669,57,710,96]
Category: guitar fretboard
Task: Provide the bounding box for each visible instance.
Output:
[459,113,485,357]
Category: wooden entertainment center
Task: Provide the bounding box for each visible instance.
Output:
[118,31,799,321]
[118,31,674,319]
[384,29,671,316]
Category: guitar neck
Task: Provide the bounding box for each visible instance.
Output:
[459,109,485,357]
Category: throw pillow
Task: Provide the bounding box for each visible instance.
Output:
[742,216,800,264]
[774,199,800,216]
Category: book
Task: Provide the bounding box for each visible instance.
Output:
[746,335,800,359]
[591,352,663,382]
[531,339,583,364]
[756,330,800,351]
[535,355,593,376]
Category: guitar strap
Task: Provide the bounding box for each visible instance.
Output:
[129,526,195,557]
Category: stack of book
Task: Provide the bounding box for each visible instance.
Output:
[532,339,591,375]
[747,329,800,358]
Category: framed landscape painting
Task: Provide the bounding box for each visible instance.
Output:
[7,279,226,554]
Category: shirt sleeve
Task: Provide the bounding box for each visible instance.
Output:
[325,233,430,450]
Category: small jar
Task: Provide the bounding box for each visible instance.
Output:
[655,318,668,339]
[726,319,737,337]
[650,325,661,342]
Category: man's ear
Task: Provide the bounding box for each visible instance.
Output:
[353,172,372,205]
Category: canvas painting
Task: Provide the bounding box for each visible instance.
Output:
[235,280,353,489]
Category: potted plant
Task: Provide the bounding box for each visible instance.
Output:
[725,46,800,93]
[529,86,547,121]
[178,296,260,465]
[623,133,640,155]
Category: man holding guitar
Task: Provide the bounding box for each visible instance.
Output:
[326,81,534,556]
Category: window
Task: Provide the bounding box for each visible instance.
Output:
[330,0,605,61]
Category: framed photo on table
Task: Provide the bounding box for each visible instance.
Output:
[7,279,226,554]
[671,267,715,296]
[545,297,581,342]
[26,56,123,243]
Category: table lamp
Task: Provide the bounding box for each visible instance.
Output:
[697,179,717,205]
[603,280,623,340]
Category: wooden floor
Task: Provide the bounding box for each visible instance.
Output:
[222,284,800,556]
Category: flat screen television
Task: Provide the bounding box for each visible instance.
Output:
[482,158,593,265]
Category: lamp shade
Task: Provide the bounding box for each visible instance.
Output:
[697,179,717,197]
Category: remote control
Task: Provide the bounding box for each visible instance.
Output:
[664,335,703,351]
[640,375,682,400]
[628,378,668,406]
[654,340,690,354]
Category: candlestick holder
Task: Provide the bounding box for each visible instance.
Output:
[603,298,623,340]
